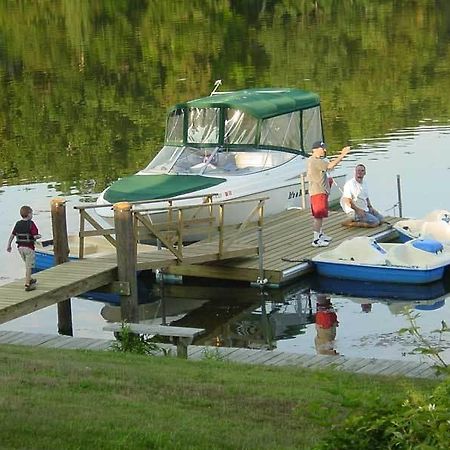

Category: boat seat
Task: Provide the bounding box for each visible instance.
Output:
[386,242,442,267]
[319,237,387,265]
[411,239,443,253]
[396,220,450,243]
[424,209,450,222]
[235,152,272,169]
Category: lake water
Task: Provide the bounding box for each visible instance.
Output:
[1,2,450,363]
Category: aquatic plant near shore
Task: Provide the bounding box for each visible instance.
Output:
[110,322,165,356]
[398,309,449,374]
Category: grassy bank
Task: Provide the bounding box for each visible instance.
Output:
[0,345,434,450]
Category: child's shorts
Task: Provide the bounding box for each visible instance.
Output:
[18,247,36,270]
[310,193,329,218]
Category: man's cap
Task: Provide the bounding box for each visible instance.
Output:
[311,141,326,150]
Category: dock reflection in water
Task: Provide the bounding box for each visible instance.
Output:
[101,279,315,351]
[100,273,450,360]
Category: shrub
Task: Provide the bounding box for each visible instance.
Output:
[111,323,163,356]
[315,376,450,449]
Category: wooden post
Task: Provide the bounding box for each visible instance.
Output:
[177,209,184,256]
[51,198,73,336]
[257,200,265,282]
[113,202,139,322]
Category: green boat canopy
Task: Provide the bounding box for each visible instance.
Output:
[104,174,226,204]
[165,88,323,152]
[172,88,320,120]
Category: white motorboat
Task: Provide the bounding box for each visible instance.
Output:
[395,209,450,243]
[95,88,345,240]
[312,236,450,284]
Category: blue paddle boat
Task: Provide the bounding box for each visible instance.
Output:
[312,236,450,285]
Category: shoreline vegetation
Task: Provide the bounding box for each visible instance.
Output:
[0,345,437,450]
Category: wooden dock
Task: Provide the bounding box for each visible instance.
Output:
[167,209,401,285]
[0,330,441,379]
[0,242,257,325]
[0,199,401,328]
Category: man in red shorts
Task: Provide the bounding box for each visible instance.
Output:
[307,141,350,247]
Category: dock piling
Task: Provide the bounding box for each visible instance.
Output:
[51,198,73,336]
[114,202,139,322]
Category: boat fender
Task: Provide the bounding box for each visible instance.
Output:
[411,238,443,254]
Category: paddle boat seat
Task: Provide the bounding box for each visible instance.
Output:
[318,236,388,265]
[385,239,444,267]
[395,209,450,243]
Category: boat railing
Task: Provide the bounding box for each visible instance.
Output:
[74,195,266,262]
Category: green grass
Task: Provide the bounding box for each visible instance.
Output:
[0,345,435,450]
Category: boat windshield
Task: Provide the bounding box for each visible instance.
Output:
[141,145,297,176]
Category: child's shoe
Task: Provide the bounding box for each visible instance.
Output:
[319,232,332,242]
[25,283,36,292]
[312,238,330,248]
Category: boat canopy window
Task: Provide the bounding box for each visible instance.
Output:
[187,107,220,144]
[224,109,258,145]
[166,108,184,143]
[141,145,296,176]
[164,101,323,153]
[260,111,301,149]
[302,106,323,152]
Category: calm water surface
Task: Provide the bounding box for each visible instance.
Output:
[1,1,450,362]
[2,126,450,362]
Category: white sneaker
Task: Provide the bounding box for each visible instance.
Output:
[319,232,332,242]
[312,238,330,247]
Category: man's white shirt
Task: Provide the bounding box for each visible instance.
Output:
[340,178,370,214]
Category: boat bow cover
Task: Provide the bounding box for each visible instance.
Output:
[103,174,226,203]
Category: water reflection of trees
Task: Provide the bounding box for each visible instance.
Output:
[1,1,449,188]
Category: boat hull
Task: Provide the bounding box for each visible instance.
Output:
[96,173,346,242]
[314,261,446,284]
[312,236,450,285]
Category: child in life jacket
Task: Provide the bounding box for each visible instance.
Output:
[6,205,41,291]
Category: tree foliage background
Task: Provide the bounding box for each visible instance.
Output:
[0,0,449,191]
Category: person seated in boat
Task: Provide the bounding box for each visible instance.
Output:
[340,164,384,227]
[219,151,237,171]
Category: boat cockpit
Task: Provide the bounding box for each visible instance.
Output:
[141,145,297,176]
[142,88,325,177]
